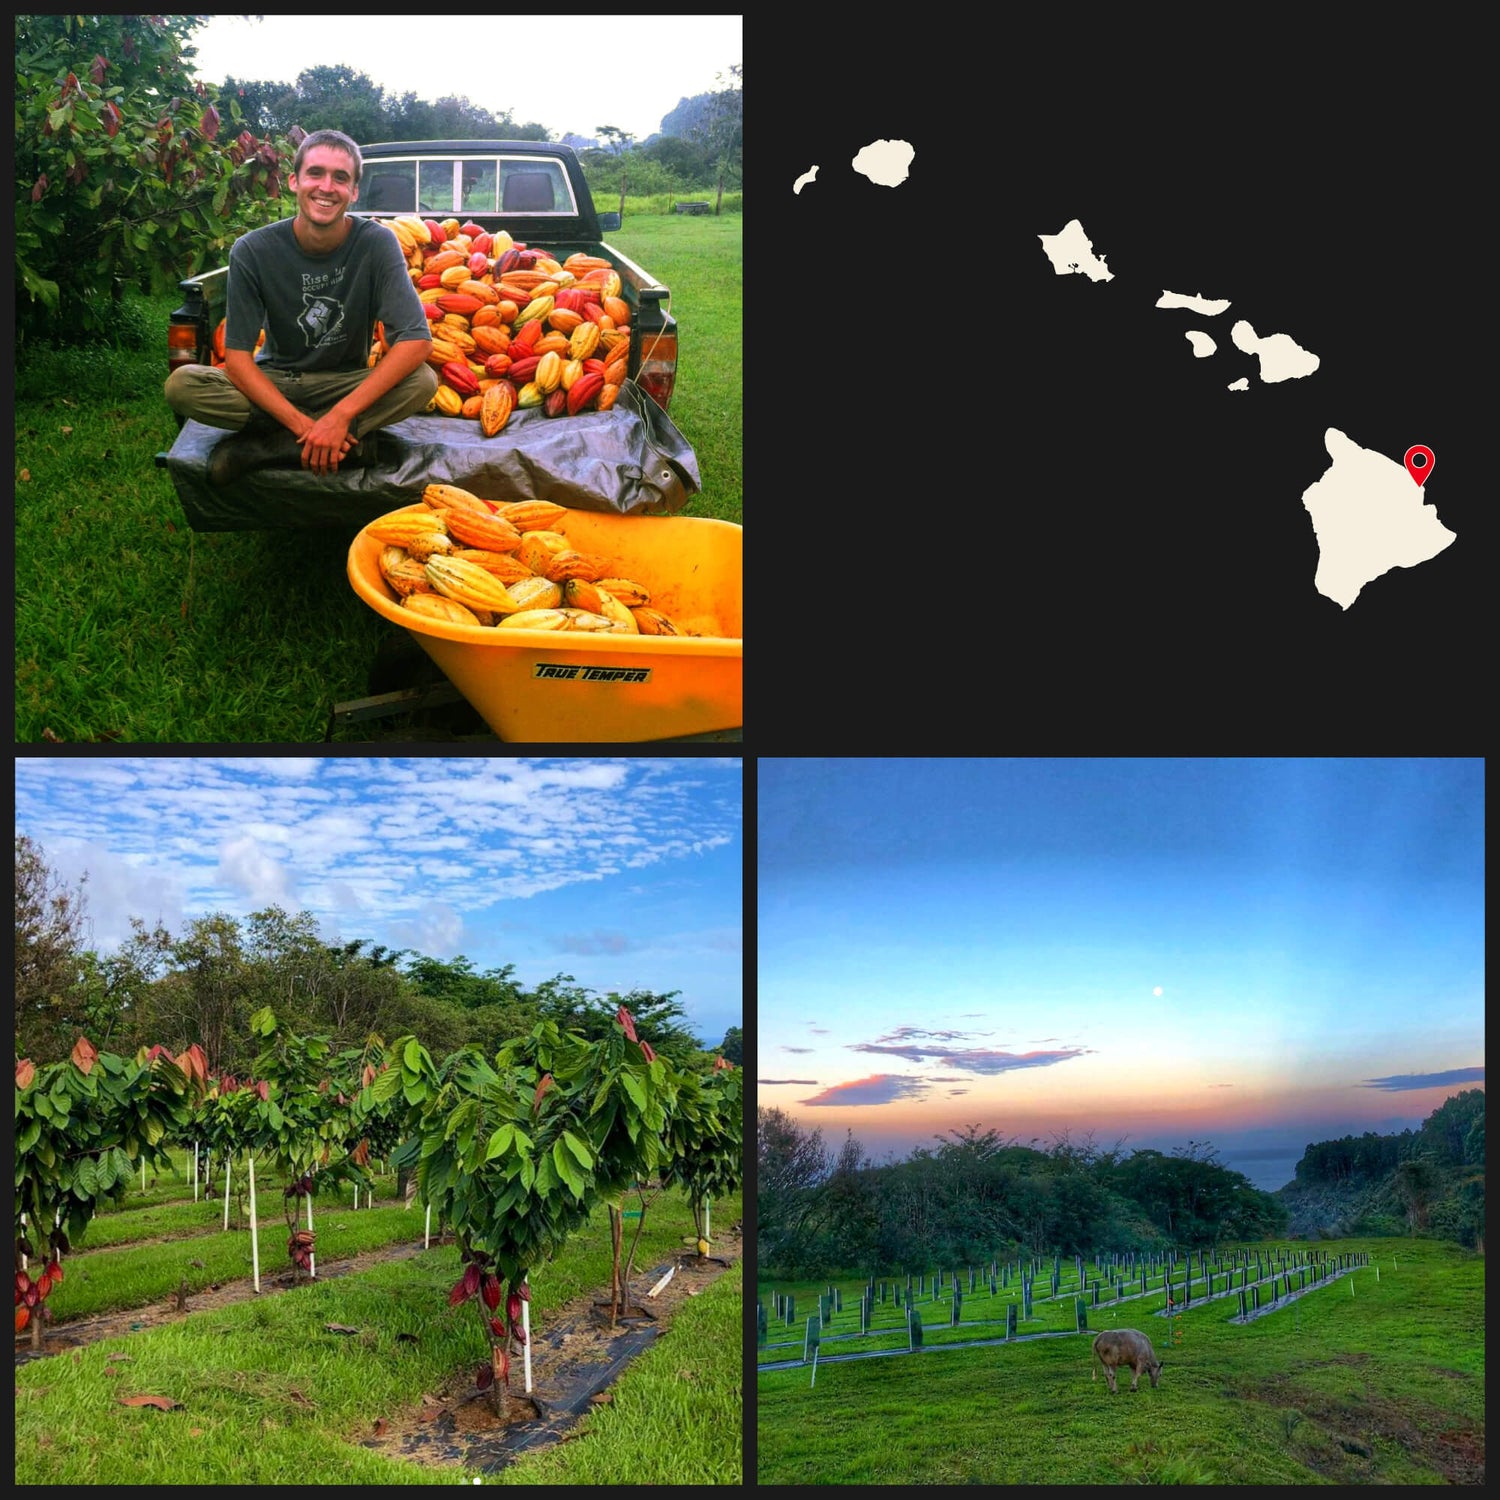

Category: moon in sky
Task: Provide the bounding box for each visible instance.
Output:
[1153,986,1163,996]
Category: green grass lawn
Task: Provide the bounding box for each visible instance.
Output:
[757,1238,1484,1484]
[17,1181,743,1484]
[14,213,740,743]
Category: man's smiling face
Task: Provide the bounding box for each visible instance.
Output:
[291,145,359,228]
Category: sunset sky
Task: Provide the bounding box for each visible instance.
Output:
[759,758,1484,1191]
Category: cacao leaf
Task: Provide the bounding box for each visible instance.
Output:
[70,1036,98,1075]
[616,1005,639,1043]
[640,1040,657,1064]
[15,1059,35,1089]
[199,102,220,140]
[532,1074,554,1114]
[119,1394,182,1410]
[90,54,108,86]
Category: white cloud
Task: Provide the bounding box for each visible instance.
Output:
[216,836,295,905]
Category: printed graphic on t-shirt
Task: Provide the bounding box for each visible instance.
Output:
[298,293,347,349]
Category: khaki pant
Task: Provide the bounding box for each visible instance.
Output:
[164,362,438,437]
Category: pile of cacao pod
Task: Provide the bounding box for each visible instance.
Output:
[287,1229,316,1273]
[371,214,632,434]
[15,1260,63,1334]
[369,484,689,635]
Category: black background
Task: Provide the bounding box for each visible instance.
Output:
[758,29,1482,733]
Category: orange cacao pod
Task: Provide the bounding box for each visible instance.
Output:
[480,381,516,439]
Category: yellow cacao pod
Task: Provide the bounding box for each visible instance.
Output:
[560,358,583,392]
[631,606,680,635]
[366,512,451,547]
[547,307,584,334]
[534,351,563,393]
[378,546,432,597]
[424,556,525,614]
[452,548,533,584]
[518,530,570,575]
[594,577,651,608]
[422,483,490,515]
[403,592,484,628]
[569,322,600,361]
[432,385,465,416]
[497,500,569,532]
[497,608,569,631]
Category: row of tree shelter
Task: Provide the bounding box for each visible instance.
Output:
[757,1246,1373,1370]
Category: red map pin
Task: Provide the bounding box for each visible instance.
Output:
[1403,445,1435,485]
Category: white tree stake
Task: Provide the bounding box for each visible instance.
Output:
[248,1154,261,1294]
[307,1189,316,1278]
[705,1196,711,1246]
[142,1159,147,1193]
[20,1212,26,1270]
[425,1203,432,1250]
[647,1264,676,1298]
[193,1141,199,1202]
[522,1274,532,1393]
[223,1155,232,1231]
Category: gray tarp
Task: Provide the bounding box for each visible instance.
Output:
[158,379,701,531]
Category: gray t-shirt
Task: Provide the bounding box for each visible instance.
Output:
[224,216,430,371]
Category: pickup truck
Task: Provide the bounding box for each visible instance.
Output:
[159,139,698,532]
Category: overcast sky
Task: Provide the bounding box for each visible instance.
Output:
[16,756,742,1050]
[183,14,742,146]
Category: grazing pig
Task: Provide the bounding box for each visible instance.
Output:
[1091,1328,1162,1393]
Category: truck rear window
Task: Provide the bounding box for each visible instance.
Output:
[355,155,575,217]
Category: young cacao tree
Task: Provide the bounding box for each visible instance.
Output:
[371,1008,670,1419]
[14,1036,195,1347]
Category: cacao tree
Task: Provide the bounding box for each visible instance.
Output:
[14,1036,195,1347]
[657,1056,742,1254]
[13,14,299,344]
[372,1009,670,1419]
[246,1007,371,1278]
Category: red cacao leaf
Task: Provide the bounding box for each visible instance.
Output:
[361,1064,375,1087]
[89,53,109,86]
[102,101,121,138]
[256,1080,269,1102]
[28,172,46,201]
[533,1073,554,1114]
[714,1055,732,1071]
[640,1041,656,1064]
[372,1418,388,1436]
[200,102,220,140]
[71,1035,98,1075]
[119,1394,182,1410]
[15,1059,35,1089]
[616,1005,638,1043]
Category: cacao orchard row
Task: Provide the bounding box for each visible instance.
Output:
[370,484,690,634]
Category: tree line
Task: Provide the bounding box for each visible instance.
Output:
[760,1088,1486,1280]
[757,1118,1289,1280]
[16,833,740,1077]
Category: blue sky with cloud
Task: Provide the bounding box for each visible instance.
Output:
[760,758,1483,1190]
[16,755,742,1048]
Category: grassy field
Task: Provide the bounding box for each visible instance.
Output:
[17,1158,743,1484]
[14,212,740,744]
[756,1238,1484,1484]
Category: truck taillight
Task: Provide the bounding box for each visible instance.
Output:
[168,320,199,373]
[635,332,677,411]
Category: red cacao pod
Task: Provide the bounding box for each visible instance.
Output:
[482,1274,501,1311]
